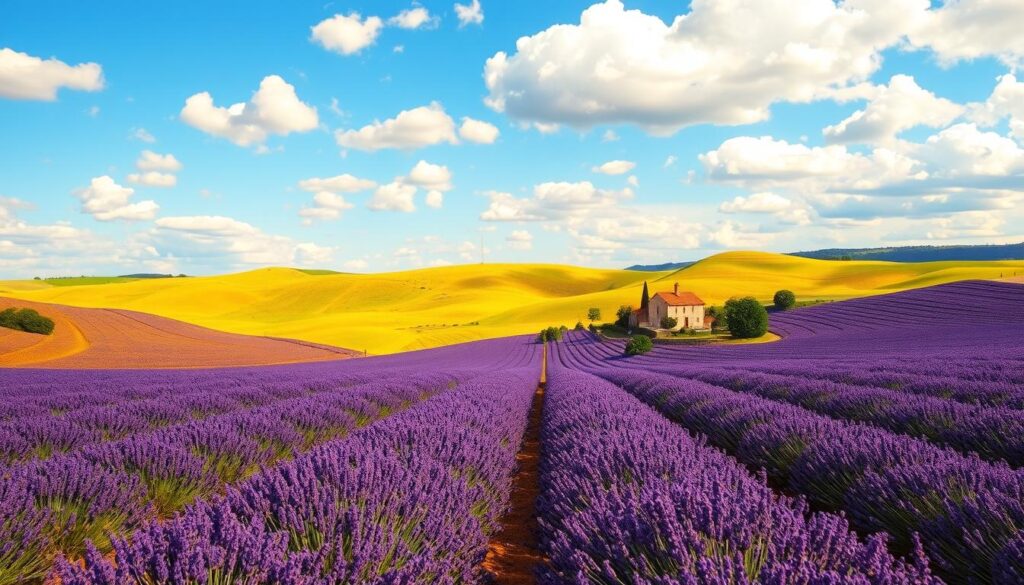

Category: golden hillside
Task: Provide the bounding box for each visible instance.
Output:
[7,252,1023,354]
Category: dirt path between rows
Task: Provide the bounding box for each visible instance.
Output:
[483,347,547,584]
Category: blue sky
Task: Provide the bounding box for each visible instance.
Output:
[2,0,1023,277]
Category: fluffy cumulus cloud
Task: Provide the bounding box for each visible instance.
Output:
[484,0,930,134]
[299,192,356,224]
[909,0,1024,68]
[592,160,636,175]
[135,150,182,172]
[127,150,182,188]
[335,102,457,151]
[74,176,159,222]
[454,0,484,27]
[180,75,318,148]
[152,215,333,267]
[405,160,453,208]
[369,181,418,212]
[298,173,376,193]
[969,74,1024,140]
[0,47,104,100]
[458,117,500,144]
[311,13,384,55]
[0,197,135,276]
[480,181,632,222]
[505,229,533,250]
[126,172,177,188]
[388,6,437,29]
[824,75,963,144]
[297,173,375,223]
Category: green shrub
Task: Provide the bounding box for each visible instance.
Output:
[660,316,678,329]
[0,307,55,335]
[624,335,653,356]
[615,305,633,327]
[773,289,797,310]
[587,307,601,322]
[574,321,584,330]
[538,326,564,342]
[724,297,768,339]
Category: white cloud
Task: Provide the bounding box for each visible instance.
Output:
[592,160,636,175]
[311,13,384,55]
[136,150,182,172]
[180,75,318,147]
[369,181,417,212]
[909,0,1024,68]
[823,75,963,144]
[406,160,453,192]
[299,192,355,223]
[719,192,811,226]
[454,0,484,27]
[601,130,620,142]
[131,128,156,143]
[720,192,793,214]
[483,0,927,134]
[75,176,159,222]
[294,242,335,266]
[152,215,330,267]
[0,48,104,100]
[298,174,376,193]
[335,102,457,151]
[425,190,444,208]
[388,7,437,29]
[708,221,775,248]
[480,181,632,222]
[700,136,924,194]
[663,155,677,168]
[909,123,1024,177]
[969,74,1024,141]
[343,258,369,271]
[458,117,500,144]
[506,229,533,250]
[127,172,177,188]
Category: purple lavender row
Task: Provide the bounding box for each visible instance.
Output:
[666,366,1024,468]
[538,356,937,584]
[579,361,1024,584]
[0,373,380,469]
[59,364,540,584]
[0,371,457,583]
[750,361,1024,409]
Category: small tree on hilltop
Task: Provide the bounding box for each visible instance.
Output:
[773,289,796,311]
[660,316,678,330]
[616,305,633,328]
[725,297,768,339]
[587,307,601,323]
[624,335,653,356]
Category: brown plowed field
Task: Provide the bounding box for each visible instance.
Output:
[0,297,358,369]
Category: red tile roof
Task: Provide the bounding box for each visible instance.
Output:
[653,291,704,306]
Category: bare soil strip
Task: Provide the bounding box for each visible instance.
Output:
[483,347,547,584]
[0,296,358,368]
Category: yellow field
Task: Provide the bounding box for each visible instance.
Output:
[6,251,1024,354]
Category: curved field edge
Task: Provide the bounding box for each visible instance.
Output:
[5,251,1023,355]
[0,296,357,369]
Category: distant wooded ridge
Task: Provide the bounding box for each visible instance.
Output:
[625,242,1024,271]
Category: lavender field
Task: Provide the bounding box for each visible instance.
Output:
[2,280,1023,584]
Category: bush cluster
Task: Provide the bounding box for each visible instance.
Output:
[624,335,653,356]
[538,326,564,342]
[773,289,797,310]
[0,307,55,335]
[724,297,768,339]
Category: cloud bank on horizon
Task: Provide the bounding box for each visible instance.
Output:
[1,0,1023,277]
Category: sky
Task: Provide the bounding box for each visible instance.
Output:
[2,0,1024,277]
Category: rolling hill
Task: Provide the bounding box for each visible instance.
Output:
[5,251,1023,354]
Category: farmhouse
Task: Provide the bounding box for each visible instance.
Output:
[629,281,706,331]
